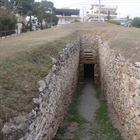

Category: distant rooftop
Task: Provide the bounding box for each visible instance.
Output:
[101,5,118,10]
[91,4,117,9]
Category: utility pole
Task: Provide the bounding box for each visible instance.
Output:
[85,7,87,21]
[98,0,101,22]
[48,8,52,28]
[83,6,85,22]
[45,7,52,28]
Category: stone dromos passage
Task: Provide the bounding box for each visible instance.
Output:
[79,35,99,83]
[2,35,140,140]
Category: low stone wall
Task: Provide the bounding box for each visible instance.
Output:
[99,41,140,140]
[2,42,80,140]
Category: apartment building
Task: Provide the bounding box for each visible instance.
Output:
[56,8,80,24]
[86,4,117,22]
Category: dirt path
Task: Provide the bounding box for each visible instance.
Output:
[79,81,99,122]
[78,81,99,140]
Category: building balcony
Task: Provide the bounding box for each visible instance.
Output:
[86,13,117,18]
[94,11,117,15]
[86,13,117,21]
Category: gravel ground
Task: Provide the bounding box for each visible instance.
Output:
[79,80,100,140]
[79,81,99,122]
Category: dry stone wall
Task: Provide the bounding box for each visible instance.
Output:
[2,42,80,140]
[99,40,140,140]
[79,35,100,83]
[80,35,99,64]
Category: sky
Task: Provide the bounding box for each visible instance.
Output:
[35,0,140,18]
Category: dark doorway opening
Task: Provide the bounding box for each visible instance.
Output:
[84,64,94,81]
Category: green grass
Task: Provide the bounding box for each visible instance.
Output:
[66,85,87,124]
[91,85,122,140]
[53,125,67,140]
[93,84,101,99]
[0,26,80,137]
[53,85,87,140]
[0,40,68,135]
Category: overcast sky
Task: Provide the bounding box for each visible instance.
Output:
[35,0,140,18]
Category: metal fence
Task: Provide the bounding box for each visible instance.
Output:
[0,30,17,39]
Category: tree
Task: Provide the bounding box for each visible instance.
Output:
[0,0,58,31]
[131,17,140,28]
[106,10,111,21]
[0,14,17,31]
[108,20,120,25]
[51,13,59,25]
[17,0,34,15]
[126,15,130,20]
[73,19,80,22]
[0,1,17,33]
[16,0,35,31]
[0,0,22,14]
[40,0,54,8]
[0,0,12,14]
[34,0,58,29]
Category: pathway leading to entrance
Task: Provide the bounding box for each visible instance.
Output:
[79,81,99,122]
[54,80,122,140]
[78,81,99,140]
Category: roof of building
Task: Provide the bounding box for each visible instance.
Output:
[56,8,80,16]
[101,7,117,10]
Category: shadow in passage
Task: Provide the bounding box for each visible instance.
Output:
[84,64,94,82]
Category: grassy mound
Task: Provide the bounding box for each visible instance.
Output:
[0,22,140,136]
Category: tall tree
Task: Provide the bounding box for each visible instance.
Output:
[0,0,58,31]
[106,10,111,21]
[132,17,140,28]
[16,0,35,31]
[126,15,130,20]
[0,14,17,32]
[0,0,17,33]
[35,0,58,29]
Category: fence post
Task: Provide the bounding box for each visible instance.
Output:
[0,30,17,39]
[5,31,6,38]
[0,31,1,39]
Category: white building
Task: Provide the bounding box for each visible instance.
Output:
[56,8,80,24]
[86,5,117,22]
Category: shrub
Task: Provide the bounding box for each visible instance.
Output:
[74,19,80,22]
[0,14,17,31]
[131,17,140,28]
[108,20,120,25]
